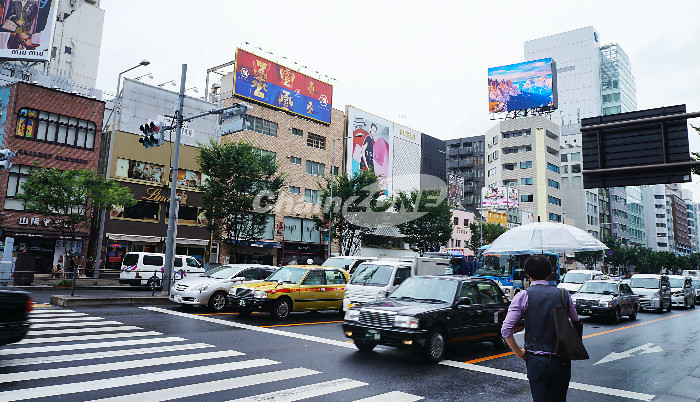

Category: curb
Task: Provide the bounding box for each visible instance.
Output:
[652,365,700,402]
[50,295,173,308]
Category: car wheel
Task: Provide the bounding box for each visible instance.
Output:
[656,301,663,314]
[207,291,228,312]
[666,299,672,312]
[628,304,637,320]
[147,277,161,290]
[354,339,378,352]
[612,307,621,324]
[422,328,446,363]
[237,308,253,317]
[492,336,509,350]
[271,298,291,320]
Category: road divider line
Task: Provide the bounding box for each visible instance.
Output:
[142,307,357,349]
[29,316,105,323]
[16,331,163,345]
[225,378,367,402]
[440,360,655,401]
[27,326,143,336]
[0,337,188,356]
[31,320,125,328]
[0,359,279,402]
[260,320,344,328]
[0,343,214,367]
[0,349,246,384]
[352,391,425,402]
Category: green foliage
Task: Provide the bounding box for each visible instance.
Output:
[573,251,604,269]
[598,233,700,274]
[467,222,507,254]
[393,190,454,255]
[55,280,73,287]
[196,139,284,257]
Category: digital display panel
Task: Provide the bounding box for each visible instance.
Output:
[488,58,557,113]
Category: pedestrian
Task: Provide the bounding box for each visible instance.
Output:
[501,255,578,402]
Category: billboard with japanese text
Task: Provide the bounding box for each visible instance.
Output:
[0,0,58,61]
[233,48,333,124]
[488,58,557,113]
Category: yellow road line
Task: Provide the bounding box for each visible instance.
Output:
[261,320,344,328]
[464,352,515,364]
[193,312,241,316]
[32,304,53,308]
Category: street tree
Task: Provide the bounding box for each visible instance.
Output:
[574,251,604,269]
[394,190,453,255]
[197,139,284,261]
[467,222,507,254]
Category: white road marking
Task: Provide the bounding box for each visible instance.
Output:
[353,391,425,402]
[27,326,142,336]
[27,312,88,318]
[31,320,124,328]
[594,343,663,365]
[29,316,105,323]
[16,331,163,344]
[0,350,245,384]
[29,309,75,314]
[0,359,278,402]
[85,368,320,402]
[226,378,367,402]
[0,337,187,355]
[0,343,213,367]
[439,360,655,401]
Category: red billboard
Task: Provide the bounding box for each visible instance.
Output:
[234,49,333,124]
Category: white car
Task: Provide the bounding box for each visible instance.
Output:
[691,277,700,303]
[120,252,205,288]
[557,269,603,295]
[170,264,277,311]
[668,275,696,309]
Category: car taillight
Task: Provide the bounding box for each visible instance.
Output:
[26,297,33,313]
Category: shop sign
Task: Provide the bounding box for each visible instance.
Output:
[142,187,188,205]
[18,217,65,227]
[15,149,89,164]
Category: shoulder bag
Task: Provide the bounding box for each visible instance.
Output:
[553,288,589,360]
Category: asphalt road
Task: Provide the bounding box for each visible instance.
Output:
[1,293,699,402]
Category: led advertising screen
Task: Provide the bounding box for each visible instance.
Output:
[0,0,58,61]
[482,186,519,209]
[488,58,557,113]
[346,106,393,196]
[233,49,333,124]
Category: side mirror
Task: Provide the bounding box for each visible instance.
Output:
[231,276,245,282]
[454,297,472,308]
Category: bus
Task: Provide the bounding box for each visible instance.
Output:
[474,250,560,299]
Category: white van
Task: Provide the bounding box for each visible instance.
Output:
[119,252,204,287]
[682,270,700,279]
[322,256,377,275]
[342,257,451,311]
[557,269,603,294]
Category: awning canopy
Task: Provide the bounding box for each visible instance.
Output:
[107,234,162,243]
[251,241,282,249]
[175,238,209,246]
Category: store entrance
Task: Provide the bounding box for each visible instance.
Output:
[16,238,55,274]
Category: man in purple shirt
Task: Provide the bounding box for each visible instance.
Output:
[501,255,578,402]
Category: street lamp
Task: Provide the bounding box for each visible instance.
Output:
[327,133,363,259]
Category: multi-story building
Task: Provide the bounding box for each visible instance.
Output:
[668,185,691,255]
[642,185,670,251]
[627,187,646,247]
[421,133,447,191]
[0,82,105,274]
[682,190,699,253]
[559,127,599,238]
[445,135,484,214]
[446,208,474,252]
[484,116,563,223]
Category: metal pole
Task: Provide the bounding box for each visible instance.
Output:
[162,64,187,295]
[328,140,335,259]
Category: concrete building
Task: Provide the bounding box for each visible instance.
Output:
[421,133,447,191]
[627,187,645,247]
[445,135,485,214]
[668,185,691,255]
[484,116,563,223]
[682,190,699,254]
[642,185,671,252]
[446,208,474,251]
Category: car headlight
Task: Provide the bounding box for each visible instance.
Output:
[192,284,209,292]
[393,315,420,329]
[376,290,389,300]
[599,301,612,307]
[253,290,268,299]
[344,309,360,321]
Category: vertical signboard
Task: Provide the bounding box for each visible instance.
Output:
[0,0,58,61]
[346,106,393,195]
[0,84,11,145]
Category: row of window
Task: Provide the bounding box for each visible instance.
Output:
[549,213,562,222]
[502,130,531,139]
[521,194,533,203]
[452,217,470,226]
[548,179,560,189]
[547,162,560,174]
[548,195,562,206]
[561,152,581,163]
[115,158,206,189]
[16,107,97,150]
[449,141,484,151]
[112,201,205,226]
[521,177,533,185]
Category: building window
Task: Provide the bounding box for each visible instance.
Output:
[547,162,560,174]
[115,159,164,183]
[487,167,497,177]
[453,217,459,225]
[520,161,532,169]
[64,46,72,54]
[656,214,665,218]
[548,195,562,206]
[503,148,518,155]
[304,189,319,204]
[16,108,97,149]
[571,152,581,162]
[170,168,207,188]
[291,128,303,137]
[525,145,532,151]
[561,153,568,162]
[548,213,562,222]
[521,177,533,185]
[547,179,560,189]
[306,161,325,176]
[654,195,664,200]
[289,186,300,195]
[4,164,42,210]
[463,219,469,226]
[307,133,326,150]
[247,115,278,137]
[571,164,581,173]
[290,156,301,165]
[521,194,533,203]
[112,201,160,222]
[331,166,339,176]
[503,163,515,170]
[455,240,461,247]
[166,203,205,226]
[503,180,516,187]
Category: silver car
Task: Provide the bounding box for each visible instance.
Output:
[170,264,277,311]
[668,275,696,309]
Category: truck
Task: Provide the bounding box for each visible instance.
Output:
[425,248,480,276]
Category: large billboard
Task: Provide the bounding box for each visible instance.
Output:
[488,58,557,113]
[448,174,464,204]
[233,49,333,125]
[0,0,58,62]
[482,186,519,209]
[346,106,393,195]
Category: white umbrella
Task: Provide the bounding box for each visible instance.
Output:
[484,222,608,255]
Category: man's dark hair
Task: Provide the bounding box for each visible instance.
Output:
[524,255,552,280]
[371,123,377,130]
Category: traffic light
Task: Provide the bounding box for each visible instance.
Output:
[0,149,17,171]
[139,121,167,148]
[220,104,252,135]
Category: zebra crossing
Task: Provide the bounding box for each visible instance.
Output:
[0,307,423,402]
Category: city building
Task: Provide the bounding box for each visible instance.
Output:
[627,187,646,247]
[559,126,599,238]
[421,133,447,191]
[668,185,691,255]
[0,82,105,274]
[446,208,474,251]
[484,116,563,223]
[642,185,671,252]
[445,135,485,213]
[682,189,699,254]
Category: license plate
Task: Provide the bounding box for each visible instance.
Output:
[239,300,246,307]
[366,329,380,341]
[174,295,182,302]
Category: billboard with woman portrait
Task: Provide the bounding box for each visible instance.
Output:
[0,0,58,61]
[345,106,393,196]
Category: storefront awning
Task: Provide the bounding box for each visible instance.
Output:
[251,241,282,249]
[175,238,209,246]
[107,234,162,243]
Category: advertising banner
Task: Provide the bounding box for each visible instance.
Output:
[0,0,58,61]
[346,106,393,195]
[233,48,333,125]
[0,84,10,145]
[448,174,464,202]
[488,58,557,113]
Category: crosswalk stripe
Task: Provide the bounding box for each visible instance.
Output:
[0,336,187,356]
[226,378,367,402]
[0,350,245,384]
[28,312,87,318]
[0,358,278,402]
[31,320,124,328]
[29,316,105,323]
[353,391,425,402]
[29,309,75,314]
[85,368,320,402]
[16,331,163,345]
[27,326,142,336]
[0,343,213,367]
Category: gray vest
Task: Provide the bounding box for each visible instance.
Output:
[523,284,562,353]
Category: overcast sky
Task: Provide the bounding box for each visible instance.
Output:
[96,0,700,199]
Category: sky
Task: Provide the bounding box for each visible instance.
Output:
[96,0,700,199]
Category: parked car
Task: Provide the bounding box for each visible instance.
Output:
[557,269,604,295]
[343,257,452,311]
[343,275,518,363]
[690,277,700,303]
[0,289,32,347]
[119,252,205,288]
[170,264,277,311]
[570,279,639,323]
[629,274,672,313]
[228,265,349,320]
[322,256,377,275]
[668,275,696,309]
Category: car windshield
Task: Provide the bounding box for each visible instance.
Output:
[562,273,592,284]
[202,266,242,279]
[577,282,618,294]
[669,278,684,288]
[350,264,393,286]
[322,258,354,270]
[630,278,660,289]
[475,255,511,277]
[693,280,700,290]
[266,267,306,284]
[388,277,458,304]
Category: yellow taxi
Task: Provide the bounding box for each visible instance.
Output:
[227,265,349,320]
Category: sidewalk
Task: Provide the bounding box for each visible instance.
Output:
[653,365,700,402]
[6,286,173,307]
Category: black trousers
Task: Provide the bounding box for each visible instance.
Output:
[525,352,571,402]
